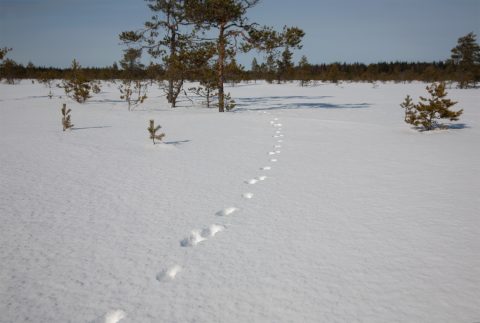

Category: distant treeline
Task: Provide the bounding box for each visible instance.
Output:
[0,60,478,84]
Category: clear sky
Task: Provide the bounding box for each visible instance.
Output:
[1,0,479,68]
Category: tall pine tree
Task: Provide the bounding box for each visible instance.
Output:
[120,0,195,108]
[450,32,480,88]
[185,0,304,112]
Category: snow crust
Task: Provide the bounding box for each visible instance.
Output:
[1,81,479,322]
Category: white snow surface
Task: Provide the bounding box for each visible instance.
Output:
[1,80,479,322]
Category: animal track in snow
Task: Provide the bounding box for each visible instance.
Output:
[275,130,282,134]
[156,265,182,282]
[277,139,283,143]
[245,178,258,184]
[274,118,279,121]
[216,207,239,216]
[273,123,283,127]
[256,175,267,181]
[274,145,281,148]
[270,158,278,162]
[201,224,225,238]
[180,224,226,247]
[180,230,207,247]
[268,151,276,155]
[242,192,254,199]
[104,310,126,323]
[261,166,271,170]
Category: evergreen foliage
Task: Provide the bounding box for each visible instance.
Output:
[2,61,478,85]
[449,32,480,88]
[39,70,56,98]
[224,92,236,111]
[400,94,415,124]
[401,82,463,131]
[120,0,196,108]
[148,119,166,144]
[1,58,19,84]
[264,54,276,83]
[225,57,244,86]
[277,45,293,82]
[297,55,311,86]
[185,42,219,107]
[118,48,148,111]
[61,103,74,131]
[59,59,101,103]
[0,46,17,84]
[188,59,218,108]
[2,32,479,86]
[250,57,260,81]
[185,0,304,111]
[0,47,12,61]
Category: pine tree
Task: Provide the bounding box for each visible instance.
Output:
[0,47,12,61]
[264,53,277,84]
[400,94,415,124]
[39,70,56,98]
[118,48,148,111]
[60,59,100,103]
[120,0,195,108]
[148,119,165,144]
[450,32,480,88]
[326,63,341,83]
[251,57,260,82]
[1,58,18,84]
[188,62,218,108]
[297,55,311,86]
[402,82,463,131]
[61,104,74,131]
[185,0,304,112]
[187,42,219,108]
[225,57,244,86]
[224,92,236,111]
[277,46,293,83]
[0,47,16,84]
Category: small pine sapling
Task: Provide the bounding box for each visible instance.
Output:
[401,82,463,131]
[61,103,74,131]
[118,48,148,111]
[224,93,236,111]
[39,70,56,99]
[415,82,462,130]
[400,94,415,124]
[59,59,101,103]
[148,119,165,144]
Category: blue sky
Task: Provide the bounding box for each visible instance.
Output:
[1,0,479,68]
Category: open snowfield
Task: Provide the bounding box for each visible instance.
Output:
[1,80,479,323]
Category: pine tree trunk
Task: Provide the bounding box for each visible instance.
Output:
[169,30,177,108]
[206,88,210,108]
[217,24,226,112]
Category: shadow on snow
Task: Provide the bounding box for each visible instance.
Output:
[72,126,112,131]
[164,139,191,145]
[233,96,370,112]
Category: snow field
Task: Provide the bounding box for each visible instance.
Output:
[1,80,479,322]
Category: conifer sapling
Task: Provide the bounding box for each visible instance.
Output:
[401,82,463,131]
[400,94,415,124]
[148,119,165,144]
[61,103,74,131]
